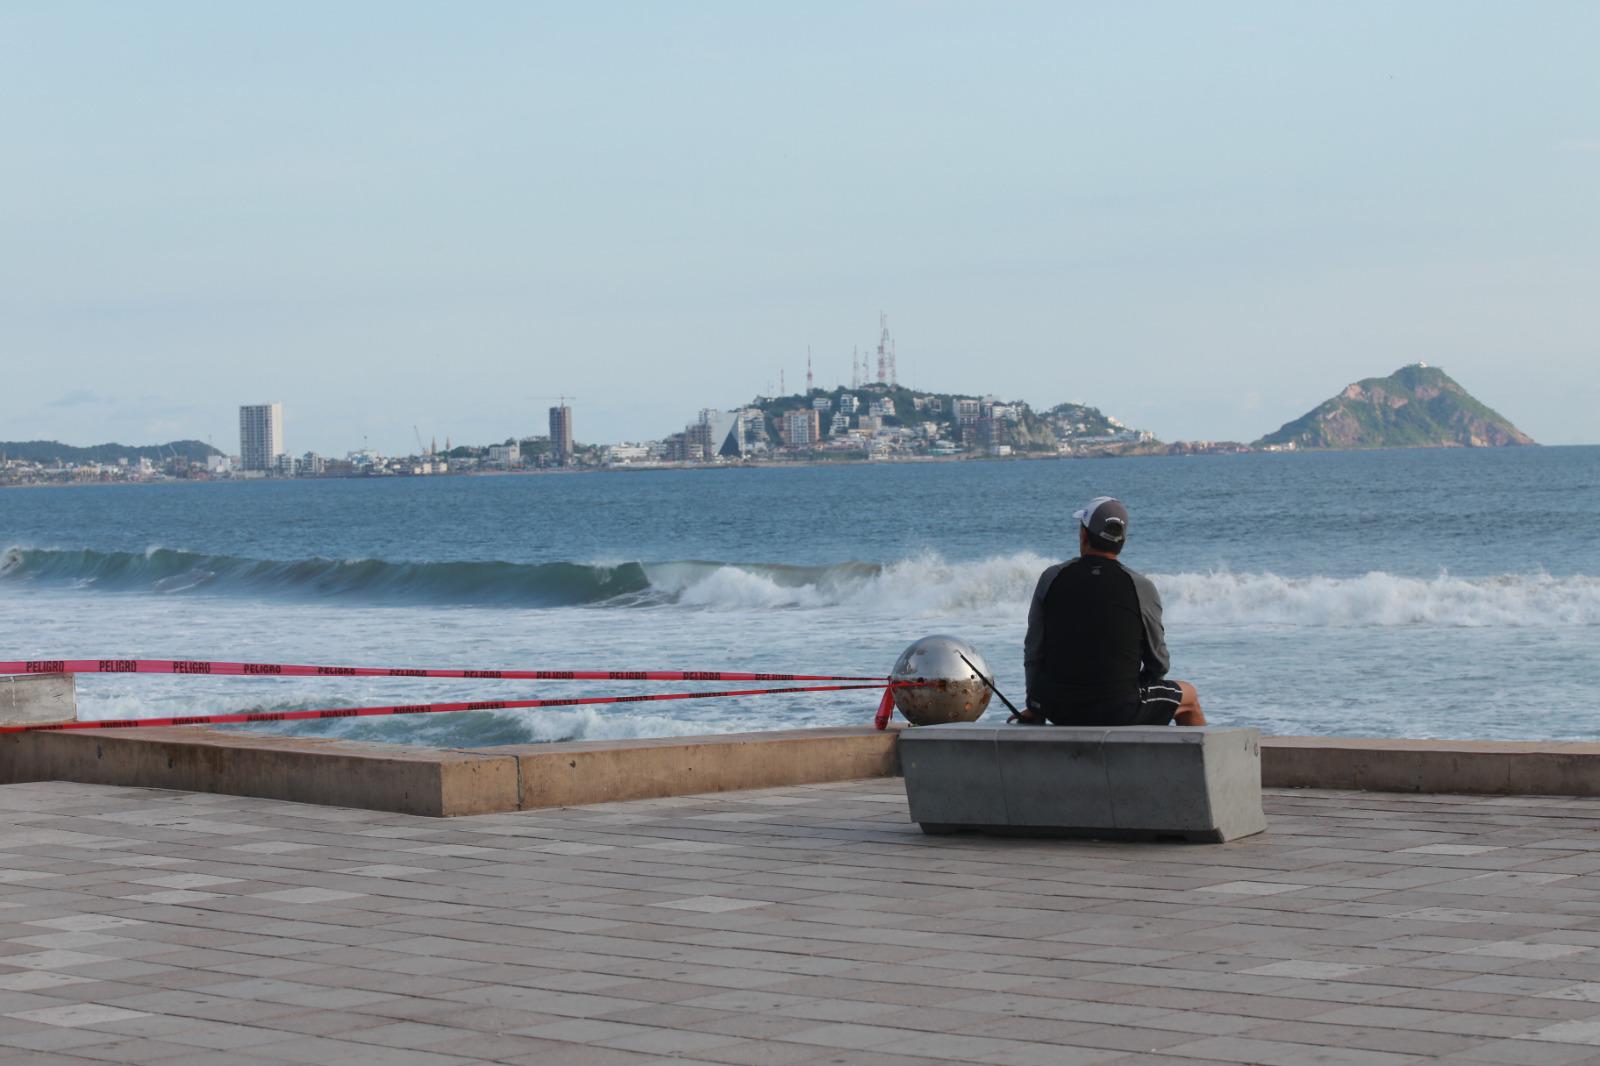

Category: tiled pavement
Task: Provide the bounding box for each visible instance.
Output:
[6,784,1600,1065]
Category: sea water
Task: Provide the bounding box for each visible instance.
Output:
[2,446,1596,744]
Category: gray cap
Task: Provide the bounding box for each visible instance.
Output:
[1073,496,1129,545]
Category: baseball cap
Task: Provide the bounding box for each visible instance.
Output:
[1074,496,1129,545]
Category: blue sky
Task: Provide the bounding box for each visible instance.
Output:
[3,1,1596,452]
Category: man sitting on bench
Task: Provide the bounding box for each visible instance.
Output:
[1018,496,1205,727]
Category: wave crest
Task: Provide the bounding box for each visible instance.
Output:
[0,546,653,607]
[3,546,1596,626]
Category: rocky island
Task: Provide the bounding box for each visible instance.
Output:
[1254,363,1534,450]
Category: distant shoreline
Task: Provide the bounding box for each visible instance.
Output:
[0,448,1216,491]
[2,441,1580,492]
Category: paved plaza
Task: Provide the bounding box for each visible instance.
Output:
[5,781,1600,1064]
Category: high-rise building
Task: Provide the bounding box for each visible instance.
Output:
[955,398,982,443]
[238,403,284,472]
[783,409,821,447]
[549,405,573,465]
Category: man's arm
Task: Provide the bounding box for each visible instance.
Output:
[1023,563,1065,706]
[1127,568,1170,682]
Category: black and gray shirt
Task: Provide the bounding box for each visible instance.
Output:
[1023,555,1170,720]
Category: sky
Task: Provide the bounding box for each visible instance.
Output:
[2,1,1597,453]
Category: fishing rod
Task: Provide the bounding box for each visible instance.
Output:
[956,652,1026,722]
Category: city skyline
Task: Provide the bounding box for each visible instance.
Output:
[4,352,1551,457]
[3,3,1596,452]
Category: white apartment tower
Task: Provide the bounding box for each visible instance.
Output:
[239,403,285,471]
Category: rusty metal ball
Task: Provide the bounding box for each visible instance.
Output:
[890,635,993,725]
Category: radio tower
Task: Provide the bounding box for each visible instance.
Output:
[875,312,896,386]
[806,346,814,394]
[851,346,860,388]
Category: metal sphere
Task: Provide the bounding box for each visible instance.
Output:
[890,635,993,725]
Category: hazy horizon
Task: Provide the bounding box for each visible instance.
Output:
[4,2,1596,453]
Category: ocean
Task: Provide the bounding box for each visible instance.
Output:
[3,446,1597,745]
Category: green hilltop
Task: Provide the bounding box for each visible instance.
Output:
[1254,364,1534,451]
[0,439,223,465]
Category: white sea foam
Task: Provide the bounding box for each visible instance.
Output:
[646,552,1600,628]
[1157,570,1600,627]
[290,705,726,746]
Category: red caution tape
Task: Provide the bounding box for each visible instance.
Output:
[0,658,881,683]
[0,682,921,735]
[873,685,897,730]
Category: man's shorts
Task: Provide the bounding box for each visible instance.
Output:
[1039,679,1185,727]
[1131,679,1185,726]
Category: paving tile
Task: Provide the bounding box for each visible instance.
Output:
[1535,983,1600,1003]
[250,888,366,904]
[1161,1034,1417,1064]
[650,897,769,914]
[596,1025,743,1054]
[1453,1037,1600,1063]
[1243,960,1375,979]
[6,1004,149,1027]
[1195,881,1305,896]
[1516,1019,1600,1045]
[1457,942,1592,961]
[773,1022,906,1050]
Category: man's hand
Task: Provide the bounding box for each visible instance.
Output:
[1009,702,1046,725]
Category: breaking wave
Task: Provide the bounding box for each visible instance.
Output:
[0,546,656,607]
[2,546,1596,625]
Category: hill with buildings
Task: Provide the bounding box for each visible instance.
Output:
[0,439,222,465]
[698,384,1157,461]
[1254,364,1534,450]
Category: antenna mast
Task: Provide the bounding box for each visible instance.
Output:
[806,347,814,394]
[876,312,894,385]
[851,346,860,389]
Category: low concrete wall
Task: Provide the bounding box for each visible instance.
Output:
[1263,736,1600,797]
[0,728,519,817]
[7,726,1600,817]
[0,725,900,816]
[500,727,901,810]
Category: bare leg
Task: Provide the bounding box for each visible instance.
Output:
[1172,680,1206,726]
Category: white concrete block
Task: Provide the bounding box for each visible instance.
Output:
[900,722,1266,843]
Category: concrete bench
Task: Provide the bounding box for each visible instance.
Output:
[900,722,1266,842]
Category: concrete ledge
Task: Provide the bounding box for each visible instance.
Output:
[0,725,901,816]
[0,673,77,727]
[1263,736,1600,796]
[9,726,1600,817]
[499,727,901,810]
[0,728,519,817]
